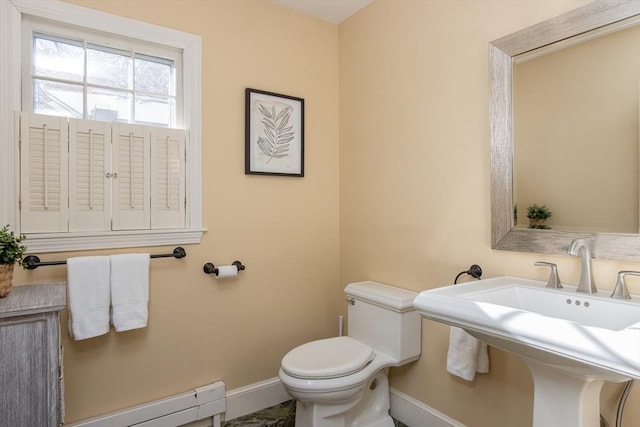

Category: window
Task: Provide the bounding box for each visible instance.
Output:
[28,28,180,127]
[0,0,204,253]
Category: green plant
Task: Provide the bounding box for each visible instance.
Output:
[0,225,27,267]
[526,204,552,220]
[526,204,552,229]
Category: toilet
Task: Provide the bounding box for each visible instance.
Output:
[279,281,421,427]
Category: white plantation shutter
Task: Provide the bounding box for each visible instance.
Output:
[112,123,150,230]
[151,128,186,229]
[69,119,112,232]
[18,113,190,240]
[20,112,69,233]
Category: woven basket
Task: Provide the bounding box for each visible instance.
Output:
[0,263,15,298]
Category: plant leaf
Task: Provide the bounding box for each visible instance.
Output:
[255,103,296,164]
[258,104,273,119]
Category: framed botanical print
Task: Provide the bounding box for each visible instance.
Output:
[245,88,304,177]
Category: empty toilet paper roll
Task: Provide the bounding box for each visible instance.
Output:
[216,265,238,278]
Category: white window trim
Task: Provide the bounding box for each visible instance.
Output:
[1,0,205,253]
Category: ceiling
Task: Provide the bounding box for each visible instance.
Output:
[272,0,374,24]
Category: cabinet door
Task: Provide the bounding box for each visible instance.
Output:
[0,312,59,427]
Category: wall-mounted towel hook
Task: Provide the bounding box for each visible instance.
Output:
[203,260,245,277]
[453,264,483,284]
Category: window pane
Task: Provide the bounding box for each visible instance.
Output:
[33,35,84,82]
[135,95,172,127]
[31,32,178,127]
[88,87,132,122]
[135,55,173,96]
[87,45,132,89]
[33,79,83,118]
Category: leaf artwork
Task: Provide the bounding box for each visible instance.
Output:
[256,103,295,163]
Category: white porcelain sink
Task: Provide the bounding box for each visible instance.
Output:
[465,284,640,331]
[414,276,640,427]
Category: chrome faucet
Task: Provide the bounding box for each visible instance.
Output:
[534,261,562,289]
[567,239,597,294]
[611,271,639,300]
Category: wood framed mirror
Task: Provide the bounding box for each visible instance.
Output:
[490,0,640,262]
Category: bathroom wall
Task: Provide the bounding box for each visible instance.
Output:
[339,1,639,426]
[10,0,640,426]
[12,0,341,422]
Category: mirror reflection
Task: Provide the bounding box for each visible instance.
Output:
[490,1,640,262]
[513,24,640,234]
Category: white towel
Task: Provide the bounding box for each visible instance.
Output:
[67,256,111,340]
[110,253,150,332]
[447,326,490,381]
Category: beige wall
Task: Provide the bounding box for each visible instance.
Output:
[339,1,639,426]
[515,25,640,233]
[10,0,640,426]
[13,0,341,422]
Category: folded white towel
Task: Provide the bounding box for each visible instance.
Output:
[67,256,111,340]
[447,326,490,381]
[110,253,150,332]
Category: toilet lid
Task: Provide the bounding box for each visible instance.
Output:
[281,336,374,379]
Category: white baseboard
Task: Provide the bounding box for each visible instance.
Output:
[224,377,291,421]
[390,388,465,427]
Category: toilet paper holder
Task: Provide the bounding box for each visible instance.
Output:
[203,260,245,276]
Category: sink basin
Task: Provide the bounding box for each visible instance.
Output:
[463,285,640,332]
[414,276,640,427]
[414,276,640,380]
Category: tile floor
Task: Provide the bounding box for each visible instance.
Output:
[222,401,295,427]
[222,400,409,427]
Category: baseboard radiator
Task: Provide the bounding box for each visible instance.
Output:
[68,381,225,427]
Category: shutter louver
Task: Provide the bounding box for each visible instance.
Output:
[111,123,150,230]
[20,113,69,233]
[69,119,112,232]
[151,128,186,229]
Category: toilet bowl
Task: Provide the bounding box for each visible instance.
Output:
[279,281,421,427]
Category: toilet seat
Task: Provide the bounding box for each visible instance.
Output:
[281,336,374,379]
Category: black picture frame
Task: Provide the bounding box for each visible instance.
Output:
[245,88,304,177]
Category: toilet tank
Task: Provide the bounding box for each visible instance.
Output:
[345,281,421,365]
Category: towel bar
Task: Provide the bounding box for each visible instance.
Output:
[22,247,187,270]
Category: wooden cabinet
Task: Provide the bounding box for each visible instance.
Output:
[0,283,66,427]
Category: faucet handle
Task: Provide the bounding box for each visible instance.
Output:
[611,271,639,300]
[535,262,563,289]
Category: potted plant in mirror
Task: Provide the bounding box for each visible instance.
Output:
[527,204,552,229]
[0,225,27,298]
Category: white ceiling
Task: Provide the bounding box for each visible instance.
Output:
[272,0,374,24]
